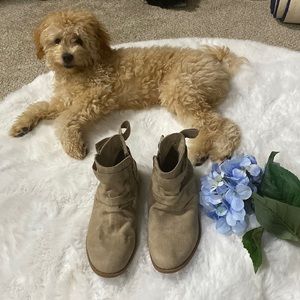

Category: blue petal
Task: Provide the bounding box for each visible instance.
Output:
[201,199,218,219]
[232,220,247,235]
[220,160,236,175]
[201,175,212,184]
[207,211,218,220]
[206,176,215,186]
[226,211,237,226]
[231,155,245,166]
[223,199,231,210]
[247,155,257,164]
[200,176,207,184]
[239,177,250,186]
[207,177,220,191]
[253,174,263,183]
[201,195,214,205]
[216,184,228,195]
[200,178,209,189]
[232,168,247,179]
[236,184,252,200]
[200,194,212,206]
[212,163,221,173]
[216,217,232,234]
[240,157,252,167]
[201,177,216,192]
[231,197,244,211]
[247,164,261,177]
[224,189,240,204]
[212,171,222,179]
[207,193,223,205]
[231,208,246,221]
[223,178,236,190]
[201,186,212,195]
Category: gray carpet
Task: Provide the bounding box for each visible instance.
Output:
[1,0,300,100]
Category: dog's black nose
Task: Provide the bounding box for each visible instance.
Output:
[62,53,74,64]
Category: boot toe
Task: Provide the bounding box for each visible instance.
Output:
[87,232,135,276]
[149,235,197,271]
[149,209,199,271]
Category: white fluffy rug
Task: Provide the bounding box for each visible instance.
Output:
[1,38,300,300]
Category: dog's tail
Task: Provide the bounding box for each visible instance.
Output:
[204,45,248,76]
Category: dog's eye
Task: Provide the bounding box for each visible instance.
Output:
[75,37,83,46]
[54,38,61,45]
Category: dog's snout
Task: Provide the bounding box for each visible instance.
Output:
[62,53,74,64]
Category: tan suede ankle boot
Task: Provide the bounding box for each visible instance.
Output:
[149,128,200,273]
[86,121,139,277]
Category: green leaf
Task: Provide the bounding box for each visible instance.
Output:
[253,193,300,242]
[242,227,264,273]
[259,152,300,207]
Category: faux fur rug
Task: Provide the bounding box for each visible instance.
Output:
[1,38,300,300]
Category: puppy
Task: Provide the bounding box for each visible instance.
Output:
[10,10,244,164]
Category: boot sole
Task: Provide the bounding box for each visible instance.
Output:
[86,240,136,278]
[150,219,201,274]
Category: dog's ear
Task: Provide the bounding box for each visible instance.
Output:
[85,13,111,54]
[95,21,111,51]
[33,21,45,59]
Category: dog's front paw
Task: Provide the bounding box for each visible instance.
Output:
[61,135,88,160]
[9,122,33,137]
[69,143,88,160]
[208,138,238,163]
[209,151,232,163]
[188,147,209,166]
[209,119,241,162]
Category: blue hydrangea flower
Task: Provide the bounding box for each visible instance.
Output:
[200,154,263,235]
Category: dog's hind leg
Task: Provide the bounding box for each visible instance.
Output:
[9,100,63,137]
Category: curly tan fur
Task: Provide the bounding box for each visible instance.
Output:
[10,10,244,164]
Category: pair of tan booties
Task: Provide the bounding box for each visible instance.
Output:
[86,121,200,277]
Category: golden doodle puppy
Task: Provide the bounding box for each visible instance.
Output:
[10,10,244,164]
